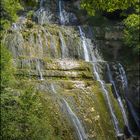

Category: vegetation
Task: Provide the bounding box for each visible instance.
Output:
[1,88,47,140]
[81,0,137,15]
[0,44,15,89]
[0,1,74,139]
[0,0,139,139]
[0,44,74,139]
[81,0,140,55]
[0,1,64,139]
[21,0,39,8]
[0,0,22,31]
[0,0,38,32]
[124,14,140,54]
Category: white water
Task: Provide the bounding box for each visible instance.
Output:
[79,27,122,136]
[59,31,68,58]
[107,64,133,135]
[118,63,128,89]
[78,26,90,62]
[93,64,122,136]
[48,31,58,57]
[36,59,44,80]
[38,34,44,57]
[12,23,18,30]
[40,0,44,8]
[42,28,49,50]
[28,60,31,80]
[50,83,57,94]
[50,84,87,140]
[62,99,87,140]
[118,63,140,129]
[126,98,140,129]
[59,0,65,24]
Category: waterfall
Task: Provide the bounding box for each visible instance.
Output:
[42,28,49,50]
[107,64,133,135]
[36,59,44,80]
[50,84,87,140]
[125,98,140,129]
[48,32,58,58]
[79,27,123,136]
[50,83,57,94]
[28,60,31,80]
[62,99,87,140]
[118,64,140,130]
[12,23,18,30]
[59,0,65,24]
[40,0,44,8]
[38,34,44,57]
[22,59,31,79]
[78,26,90,62]
[93,64,122,136]
[59,31,68,58]
[118,63,128,90]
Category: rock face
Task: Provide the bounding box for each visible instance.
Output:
[91,24,139,122]
[3,0,139,139]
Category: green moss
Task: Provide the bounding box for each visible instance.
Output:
[50,80,117,139]
[90,83,117,139]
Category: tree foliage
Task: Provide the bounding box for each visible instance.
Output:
[0,45,63,139]
[0,0,23,30]
[0,1,58,140]
[81,0,140,55]
[21,0,39,7]
[1,87,51,140]
[124,14,140,54]
[0,44,15,89]
[81,0,138,15]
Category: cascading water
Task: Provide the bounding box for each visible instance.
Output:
[38,34,44,57]
[118,63,140,130]
[107,64,133,135]
[42,28,49,50]
[62,99,87,140]
[50,83,57,94]
[36,59,44,80]
[40,0,44,8]
[79,26,122,136]
[78,26,90,62]
[50,83,87,140]
[6,0,140,138]
[118,63,128,90]
[12,23,18,30]
[59,0,65,24]
[93,64,122,136]
[59,31,68,58]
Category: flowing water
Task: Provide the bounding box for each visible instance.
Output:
[36,59,44,80]
[50,83,57,94]
[118,63,128,90]
[59,0,65,25]
[12,23,18,30]
[125,98,140,129]
[78,26,90,62]
[59,31,68,58]
[78,25,122,136]
[118,64,140,130]
[38,34,44,57]
[62,99,87,140]
[40,0,44,8]
[107,64,133,135]
[5,0,139,138]
[50,83,87,140]
[93,64,122,136]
